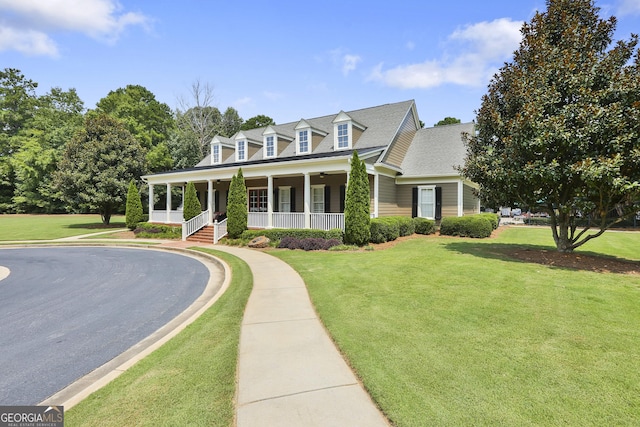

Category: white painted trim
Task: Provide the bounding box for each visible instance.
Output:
[373,172,379,218]
[458,180,464,217]
[304,173,310,228]
[267,175,273,228]
[417,185,436,219]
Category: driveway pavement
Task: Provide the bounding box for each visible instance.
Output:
[0,246,210,405]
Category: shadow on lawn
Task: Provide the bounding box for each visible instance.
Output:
[444,241,640,275]
[66,222,125,229]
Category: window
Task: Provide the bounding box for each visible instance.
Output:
[212,144,220,164]
[265,135,275,157]
[298,130,309,153]
[418,185,436,219]
[311,185,324,213]
[279,187,291,212]
[237,139,246,161]
[248,188,268,212]
[337,123,349,148]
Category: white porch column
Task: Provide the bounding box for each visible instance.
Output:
[148,183,154,222]
[267,175,274,228]
[165,183,172,224]
[458,180,464,217]
[373,172,379,218]
[304,172,311,228]
[207,180,214,224]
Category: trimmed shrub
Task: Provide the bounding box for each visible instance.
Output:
[439,216,493,238]
[344,151,371,245]
[477,212,500,230]
[278,237,342,251]
[394,216,415,236]
[125,180,144,230]
[133,222,181,239]
[369,218,400,243]
[413,217,436,235]
[227,169,248,238]
[183,181,201,221]
[241,228,344,243]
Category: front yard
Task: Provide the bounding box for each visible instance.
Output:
[274,228,640,426]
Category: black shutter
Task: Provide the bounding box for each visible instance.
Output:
[435,186,442,220]
[324,186,331,212]
[273,187,279,212]
[291,187,296,212]
[339,185,346,212]
[412,187,418,218]
[214,191,220,213]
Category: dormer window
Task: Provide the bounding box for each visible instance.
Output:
[332,111,365,151]
[236,139,246,161]
[337,123,349,148]
[298,130,309,153]
[212,143,221,164]
[266,136,275,157]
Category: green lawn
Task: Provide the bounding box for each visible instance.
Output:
[66,249,252,427]
[0,214,126,240]
[273,227,640,426]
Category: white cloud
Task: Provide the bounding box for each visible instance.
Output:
[0,0,150,56]
[233,97,254,108]
[617,0,640,16]
[342,54,362,76]
[328,48,362,76]
[369,18,523,89]
[0,27,59,57]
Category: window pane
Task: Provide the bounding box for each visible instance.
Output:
[279,188,291,212]
[420,188,434,218]
[312,187,324,213]
[337,123,348,148]
[266,136,274,157]
[299,130,308,153]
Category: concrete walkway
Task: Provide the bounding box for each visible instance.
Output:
[209,245,389,427]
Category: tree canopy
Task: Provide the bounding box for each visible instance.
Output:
[434,117,461,127]
[241,114,275,130]
[462,0,640,252]
[344,151,371,245]
[55,114,147,224]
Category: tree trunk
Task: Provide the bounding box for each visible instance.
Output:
[550,210,575,253]
[101,205,112,225]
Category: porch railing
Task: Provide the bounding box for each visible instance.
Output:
[273,212,305,229]
[150,210,183,224]
[214,218,228,244]
[248,212,268,228]
[182,210,209,241]
[311,213,344,230]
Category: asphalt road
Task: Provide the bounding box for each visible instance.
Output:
[0,246,209,405]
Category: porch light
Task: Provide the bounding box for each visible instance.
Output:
[320,172,325,179]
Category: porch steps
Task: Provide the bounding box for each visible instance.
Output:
[186,225,215,244]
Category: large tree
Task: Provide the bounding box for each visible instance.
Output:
[462,0,640,252]
[55,114,147,224]
[434,117,461,127]
[95,85,175,172]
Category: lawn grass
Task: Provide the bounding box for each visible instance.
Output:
[0,214,126,240]
[273,228,640,426]
[65,249,252,427]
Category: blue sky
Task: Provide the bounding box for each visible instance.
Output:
[1,0,640,127]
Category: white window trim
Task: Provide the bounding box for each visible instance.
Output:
[311,184,325,213]
[297,129,310,155]
[279,186,291,213]
[334,121,351,150]
[236,139,246,162]
[418,185,436,219]
[264,134,276,159]
[211,143,221,164]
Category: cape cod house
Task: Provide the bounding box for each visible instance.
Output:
[142,100,480,241]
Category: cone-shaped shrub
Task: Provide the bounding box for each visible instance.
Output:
[227,168,248,238]
[344,151,370,245]
[125,180,144,230]
[183,181,202,221]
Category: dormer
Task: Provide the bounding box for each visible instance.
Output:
[234,132,262,162]
[332,111,366,151]
[294,119,328,155]
[262,126,294,159]
[210,136,234,165]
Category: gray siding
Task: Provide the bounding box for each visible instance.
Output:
[463,184,479,215]
[378,175,400,216]
[382,110,418,168]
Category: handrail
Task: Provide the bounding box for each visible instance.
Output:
[182,210,209,241]
[214,218,228,244]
